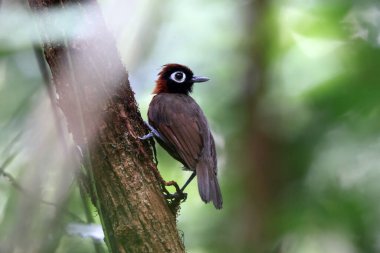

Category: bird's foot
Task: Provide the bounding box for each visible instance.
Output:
[139,132,154,140]
[163,191,188,202]
[161,180,188,203]
[138,121,156,140]
[139,121,167,142]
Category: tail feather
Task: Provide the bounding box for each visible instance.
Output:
[196,160,223,209]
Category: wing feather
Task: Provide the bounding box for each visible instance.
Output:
[148,93,222,208]
[148,94,205,169]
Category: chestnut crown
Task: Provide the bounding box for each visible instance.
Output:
[153,64,209,95]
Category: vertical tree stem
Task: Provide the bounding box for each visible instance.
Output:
[28,0,185,252]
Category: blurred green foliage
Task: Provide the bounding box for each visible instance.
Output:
[1,0,380,252]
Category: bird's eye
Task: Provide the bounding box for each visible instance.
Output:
[170,71,186,83]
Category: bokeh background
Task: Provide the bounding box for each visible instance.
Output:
[1,0,380,252]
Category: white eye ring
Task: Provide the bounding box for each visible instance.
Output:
[170,71,186,83]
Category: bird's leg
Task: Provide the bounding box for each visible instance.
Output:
[162,180,187,202]
[147,166,185,201]
[143,157,186,202]
[180,171,196,192]
[138,121,159,164]
[162,172,196,202]
[162,172,196,205]
[139,121,186,202]
[139,132,154,140]
[139,121,163,140]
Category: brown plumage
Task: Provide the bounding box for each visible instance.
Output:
[147,64,222,209]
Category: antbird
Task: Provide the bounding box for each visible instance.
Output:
[141,64,222,209]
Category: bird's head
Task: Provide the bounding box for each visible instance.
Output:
[153,63,209,95]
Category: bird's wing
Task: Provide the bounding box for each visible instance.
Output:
[148,94,207,169]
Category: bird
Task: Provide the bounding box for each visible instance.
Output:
[141,63,223,209]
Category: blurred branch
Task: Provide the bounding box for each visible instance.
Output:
[233,0,286,252]
[28,0,185,252]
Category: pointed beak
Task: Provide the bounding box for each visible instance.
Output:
[192,76,210,83]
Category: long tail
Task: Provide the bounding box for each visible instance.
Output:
[196,160,223,209]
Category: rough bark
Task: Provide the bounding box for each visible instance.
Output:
[28,0,185,252]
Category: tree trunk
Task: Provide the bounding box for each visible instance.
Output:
[28,0,185,252]
[235,0,284,252]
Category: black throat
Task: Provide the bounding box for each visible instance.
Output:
[166,81,193,95]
